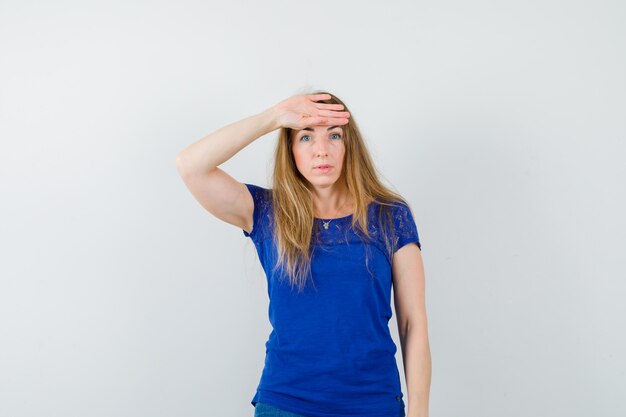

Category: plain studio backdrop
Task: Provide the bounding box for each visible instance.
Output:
[1,1,624,416]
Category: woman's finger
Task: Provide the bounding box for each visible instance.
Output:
[309,116,350,126]
[308,93,331,102]
[314,103,344,110]
[316,109,350,118]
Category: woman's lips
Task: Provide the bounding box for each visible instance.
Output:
[315,165,333,172]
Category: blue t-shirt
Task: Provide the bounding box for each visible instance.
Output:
[242,183,421,417]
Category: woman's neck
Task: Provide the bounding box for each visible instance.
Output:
[312,184,353,218]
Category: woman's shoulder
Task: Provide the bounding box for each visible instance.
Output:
[242,183,275,240]
[243,183,273,202]
[368,196,409,214]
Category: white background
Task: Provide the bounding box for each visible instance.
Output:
[1,1,625,416]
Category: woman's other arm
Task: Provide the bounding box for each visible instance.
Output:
[393,244,431,417]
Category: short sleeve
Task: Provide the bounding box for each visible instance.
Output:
[242,183,271,240]
[392,201,421,252]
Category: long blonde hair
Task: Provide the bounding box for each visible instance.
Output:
[269,91,412,293]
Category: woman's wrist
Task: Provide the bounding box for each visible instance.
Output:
[258,106,281,133]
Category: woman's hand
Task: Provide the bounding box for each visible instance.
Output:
[270,93,351,130]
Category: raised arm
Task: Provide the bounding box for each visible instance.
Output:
[175,108,279,233]
[174,94,350,234]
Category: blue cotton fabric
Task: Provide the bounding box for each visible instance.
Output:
[242,183,421,417]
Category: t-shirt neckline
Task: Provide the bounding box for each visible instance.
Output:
[314,200,377,222]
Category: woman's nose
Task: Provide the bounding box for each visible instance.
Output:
[315,141,329,156]
[315,148,328,157]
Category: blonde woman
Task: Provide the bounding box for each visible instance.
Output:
[176,92,431,417]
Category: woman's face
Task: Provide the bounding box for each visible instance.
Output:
[291,125,346,189]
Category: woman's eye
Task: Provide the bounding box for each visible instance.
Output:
[299,133,341,142]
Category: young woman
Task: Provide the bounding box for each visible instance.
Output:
[176,92,431,417]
